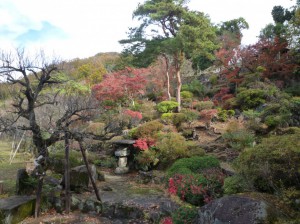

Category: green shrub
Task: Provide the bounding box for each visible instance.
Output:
[48,150,83,174]
[237,89,267,110]
[94,157,117,168]
[171,206,198,224]
[217,109,235,122]
[156,101,179,113]
[223,175,249,195]
[181,79,205,96]
[181,91,193,99]
[172,113,186,128]
[222,129,255,151]
[209,75,218,85]
[193,101,214,111]
[134,120,163,139]
[137,100,159,121]
[187,146,205,157]
[181,98,193,108]
[261,101,292,128]
[181,109,199,123]
[156,132,189,166]
[281,187,300,211]
[284,83,300,96]
[161,113,173,124]
[291,97,300,112]
[134,149,159,171]
[166,156,220,178]
[234,128,300,193]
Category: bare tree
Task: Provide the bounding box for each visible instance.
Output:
[0,49,118,217]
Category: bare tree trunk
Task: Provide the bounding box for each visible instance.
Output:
[162,54,171,101]
[78,141,101,202]
[35,176,44,218]
[64,132,70,214]
[176,68,182,112]
[166,70,171,101]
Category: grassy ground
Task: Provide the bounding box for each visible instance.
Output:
[0,140,32,197]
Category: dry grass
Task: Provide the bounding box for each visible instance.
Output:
[0,140,32,196]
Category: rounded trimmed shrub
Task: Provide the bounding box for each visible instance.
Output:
[156,101,179,113]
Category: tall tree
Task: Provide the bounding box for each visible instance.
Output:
[121,0,218,111]
[218,17,249,46]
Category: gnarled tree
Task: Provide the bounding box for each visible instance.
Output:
[0,49,117,217]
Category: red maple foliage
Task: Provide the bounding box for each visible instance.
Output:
[241,38,299,85]
[161,217,173,224]
[123,109,143,120]
[92,67,148,104]
[133,138,156,151]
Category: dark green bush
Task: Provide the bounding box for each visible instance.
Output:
[94,157,117,168]
[284,83,300,96]
[48,150,83,174]
[172,113,186,128]
[181,79,205,96]
[237,88,267,110]
[166,156,220,178]
[222,129,255,151]
[223,175,249,195]
[234,128,300,193]
[171,206,198,224]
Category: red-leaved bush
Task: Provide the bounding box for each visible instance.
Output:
[168,170,224,206]
[124,109,143,120]
[92,67,148,104]
[133,138,155,151]
[161,217,173,224]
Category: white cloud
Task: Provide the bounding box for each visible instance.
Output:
[0,0,297,60]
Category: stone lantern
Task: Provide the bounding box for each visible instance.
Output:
[112,140,135,174]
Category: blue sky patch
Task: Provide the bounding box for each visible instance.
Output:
[15,21,68,44]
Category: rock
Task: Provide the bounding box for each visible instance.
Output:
[15,169,35,195]
[0,180,4,195]
[136,170,166,185]
[71,196,102,214]
[136,171,153,184]
[44,175,61,187]
[0,195,35,224]
[196,195,287,224]
[114,167,129,174]
[101,185,113,191]
[114,148,130,157]
[66,165,98,192]
[71,195,81,210]
[97,170,105,181]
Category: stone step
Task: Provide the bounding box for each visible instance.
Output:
[0,195,35,224]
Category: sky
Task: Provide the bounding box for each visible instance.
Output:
[0,0,296,61]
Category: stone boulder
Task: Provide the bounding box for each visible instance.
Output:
[0,196,35,224]
[197,195,287,224]
[66,165,101,192]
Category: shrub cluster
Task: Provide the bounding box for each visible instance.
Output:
[234,128,300,193]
